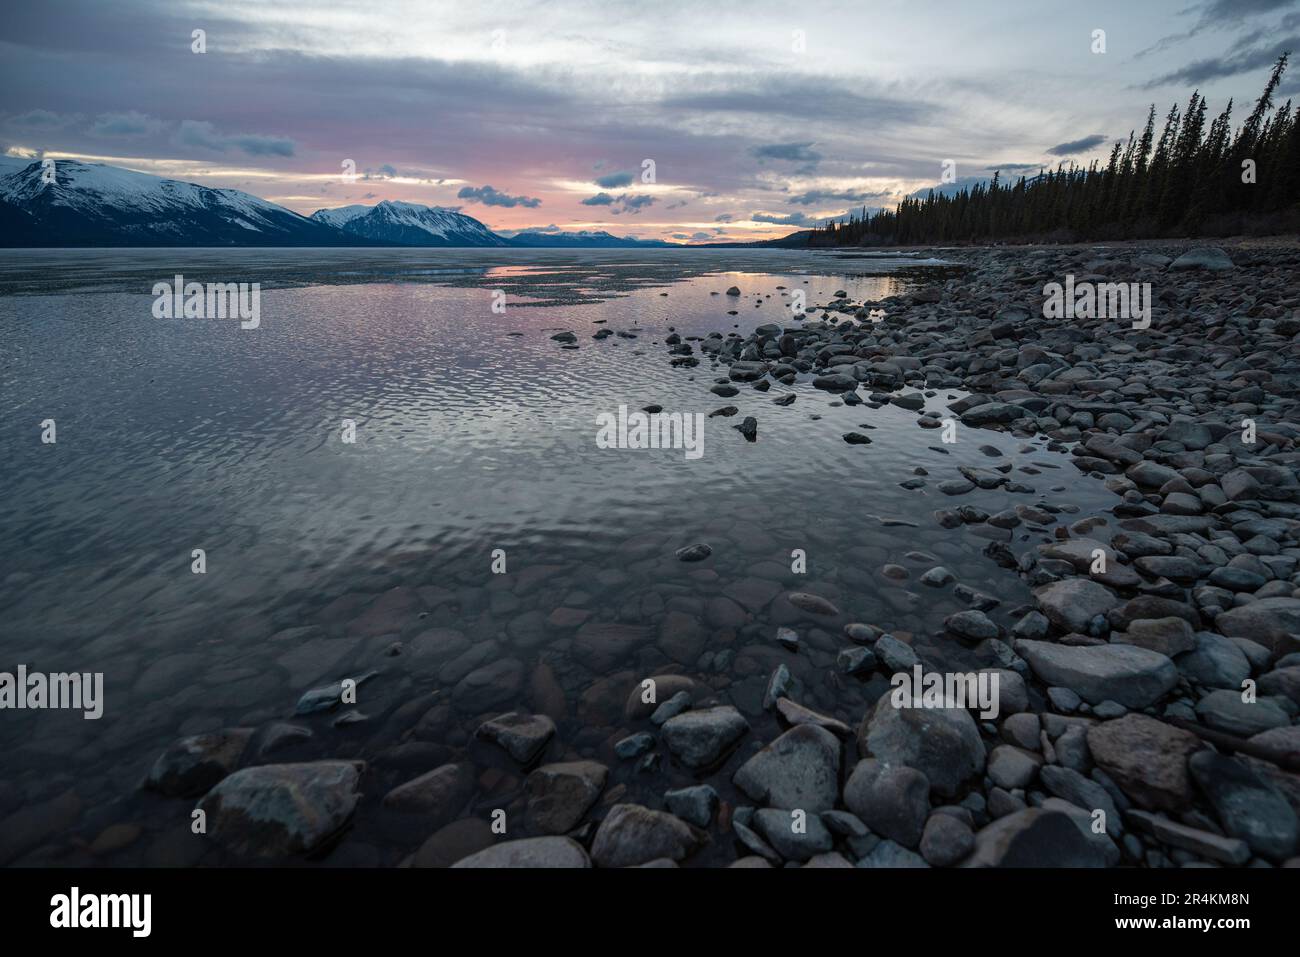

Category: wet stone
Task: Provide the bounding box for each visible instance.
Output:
[144,728,254,797]
[660,706,750,768]
[664,784,719,828]
[475,712,556,764]
[733,724,841,812]
[590,803,706,868]
[526,761,608,834]
[199,761,364,860]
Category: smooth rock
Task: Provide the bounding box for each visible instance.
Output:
[452,836,591,868]
[590,804,706,868]
[733,725,841,811]
[199,761,363,859]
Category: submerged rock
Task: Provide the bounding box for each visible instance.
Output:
[526,761,608,834]
[475,712,556,764]
[295,671,380,715]
[382,762,475,822]
[590,803,706,867]
[198,761,363,859]
[675,543,712,562]
[145,729,253,797]
[661,706,749,768]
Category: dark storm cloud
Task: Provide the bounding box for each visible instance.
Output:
[89,111,163,137]
[788,188,887,206]
[583,192,654,213]
[0,0,955,228]
[751,142,821,162]
[457,184,542,207]
[594,169,635,188]
[1047,135,1109,156]
[1196,0,1298,22]
[751,211,815,225]
[0,11,575,169]
[1136,0,1298,56]
[1142,36,1298,87]
[175,120,296,156]
[7,109,70,130]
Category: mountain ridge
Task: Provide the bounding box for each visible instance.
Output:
[0,158,801,248]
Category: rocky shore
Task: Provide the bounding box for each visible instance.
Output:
[644,238,1300,866]
[16,239,1300,869]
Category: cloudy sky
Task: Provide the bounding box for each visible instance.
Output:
[3,0,1297,242]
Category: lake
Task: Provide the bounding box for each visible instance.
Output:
[0,247,1116,866]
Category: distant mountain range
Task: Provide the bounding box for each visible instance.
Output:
[505,229,671,248]
[0,157,349,247]
[310,200,510,247]
[0,158,690,248]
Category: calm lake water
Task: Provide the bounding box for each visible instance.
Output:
[0,247,1116,866]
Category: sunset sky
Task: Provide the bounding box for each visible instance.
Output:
[3,0,1297,242]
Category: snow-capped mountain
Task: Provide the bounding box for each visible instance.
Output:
[507,229,671,248]
[311,200,510,247]
[0,157,682,248]
[0,159,354,247]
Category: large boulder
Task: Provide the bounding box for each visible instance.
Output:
[1215,599,1300,656]
[856,694,984,799]
[1168,246,1234,271]
[660,706,749,768]
[752,807,834,861]
[1176,632,1251,689]
[961,808,1110,867]
[842,761,929,847]
[1189,751,1298,862]
[145,729,253,797]
[382,762,475,824]
[413,818,495,868]
[197,761,363,859]
[451,836,590,868]
[733,725,841,811]
[475,712,555,764]
[1032,579,1119,634]
[525,761,608,834]
[1086,714,1202,812]
[1016,640,1176,708]
[589,804,706,867]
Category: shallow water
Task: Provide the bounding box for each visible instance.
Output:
[0,247,1117,866]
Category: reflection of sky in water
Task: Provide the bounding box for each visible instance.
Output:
[0,250,1119,860]
[1,249,1115,655]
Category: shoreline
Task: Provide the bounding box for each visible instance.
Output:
[641,238,1300,866]
[4,240,1299,868]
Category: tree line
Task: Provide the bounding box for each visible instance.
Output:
[808,55,1299,247]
